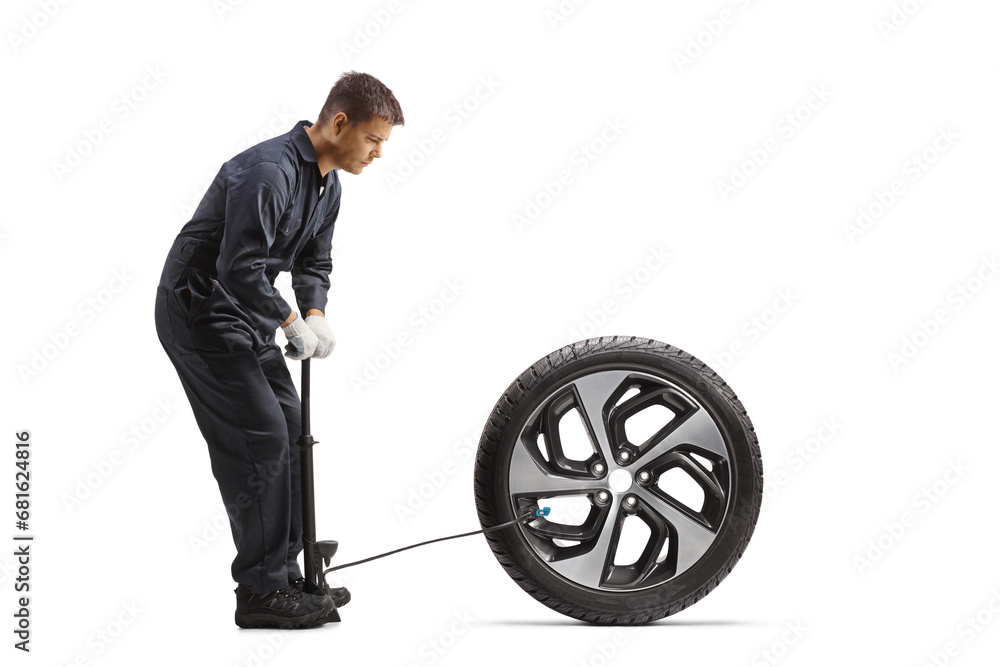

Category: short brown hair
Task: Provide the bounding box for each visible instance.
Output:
[317,71,405,127]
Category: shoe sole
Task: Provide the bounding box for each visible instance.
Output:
[296,606,342,629]
[235,601,334,630]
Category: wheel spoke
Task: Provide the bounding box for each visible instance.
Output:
[634,487,717,573]
[509,443,603,496]
[572,370,633,465]
[677,451,726,507]
[548,498,621,588]
[636,405,727,463]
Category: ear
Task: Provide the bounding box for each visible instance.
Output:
[330,112,350,136]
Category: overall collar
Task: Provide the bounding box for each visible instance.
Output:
[291,119,318,163]
[292,120,340,186]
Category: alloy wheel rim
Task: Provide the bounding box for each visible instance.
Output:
[507,367,733,592]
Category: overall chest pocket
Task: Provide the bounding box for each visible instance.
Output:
[277,211,303,237]
[272,213,303,258]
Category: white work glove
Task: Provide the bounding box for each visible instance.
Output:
[281,315,319,360]
[305,314,337,359]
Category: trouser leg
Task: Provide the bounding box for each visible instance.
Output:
[155,287,295,595]
[258,341,305,582]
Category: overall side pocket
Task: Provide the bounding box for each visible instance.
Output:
[181,269,217,323]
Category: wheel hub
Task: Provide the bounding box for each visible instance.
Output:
[607,468,633,493]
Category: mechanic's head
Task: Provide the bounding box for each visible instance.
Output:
[314,71,405,175]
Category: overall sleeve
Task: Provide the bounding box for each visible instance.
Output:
[291,193,340,315]
[215,162,293,333]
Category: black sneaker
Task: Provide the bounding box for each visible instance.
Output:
[288,576,351,608]
[234,582,334,629]
[288,577,350,629]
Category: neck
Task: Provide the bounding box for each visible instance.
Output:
[305,123,336,177]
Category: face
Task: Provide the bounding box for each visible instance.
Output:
[324,113,394,175]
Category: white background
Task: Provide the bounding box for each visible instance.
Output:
[3,0,999,665]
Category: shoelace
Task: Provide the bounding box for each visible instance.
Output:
[253,583,303,607]
[278,585,303,602]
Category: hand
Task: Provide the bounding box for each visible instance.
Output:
[281,315,319,360]
[305,314,336,359]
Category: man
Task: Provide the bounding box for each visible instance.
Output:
[154,71,404,629]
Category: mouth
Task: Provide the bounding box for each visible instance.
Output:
[361,161,371,167]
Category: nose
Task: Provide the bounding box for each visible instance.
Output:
[371,144,382,159]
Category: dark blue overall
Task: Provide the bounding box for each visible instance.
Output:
[154,120,341,595]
